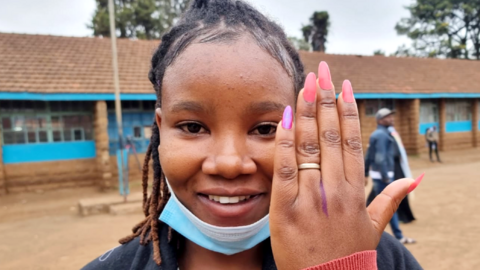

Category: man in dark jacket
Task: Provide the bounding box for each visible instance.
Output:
[364,108,416,244]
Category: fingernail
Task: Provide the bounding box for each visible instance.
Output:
[318,61,332,90]
[282,106,293,130]
[342,80,354,103]
[408,173,425,193]
[303,72,317,103]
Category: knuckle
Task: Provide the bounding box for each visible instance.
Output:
[319,98,336,108]
[277,139,294,150]
[297,141,320,157]
[343,136,363,153]
[299,110,316,120]
[321,129,341,147]
[342,108,359,120]
[276,164,298,181]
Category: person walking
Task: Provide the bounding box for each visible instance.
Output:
[426,126,441,162]
[364,108,416,244]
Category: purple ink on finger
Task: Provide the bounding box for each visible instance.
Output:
[320,177,328,217]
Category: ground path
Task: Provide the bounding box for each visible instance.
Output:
[1,149,479,269]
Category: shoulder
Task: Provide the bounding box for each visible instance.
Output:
[376,232,423,270]
[80,237,158,270]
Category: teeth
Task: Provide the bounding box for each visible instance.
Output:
[207,195,253,204]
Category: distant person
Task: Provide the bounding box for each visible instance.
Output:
[426,126,441,162]
[364,108,416,244]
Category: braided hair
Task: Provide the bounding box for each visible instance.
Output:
[119,0,305,265]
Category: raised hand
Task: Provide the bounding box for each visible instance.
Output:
[269,62,421,270]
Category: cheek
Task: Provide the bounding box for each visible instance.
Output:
[249,139,275,184]
[158,130,205,190]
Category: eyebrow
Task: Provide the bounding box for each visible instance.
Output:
[170,101,207,113]
[246,101,286,114]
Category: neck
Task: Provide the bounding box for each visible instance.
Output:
[179,239,264,270]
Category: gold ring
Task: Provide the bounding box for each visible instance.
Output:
[298,163,321,170]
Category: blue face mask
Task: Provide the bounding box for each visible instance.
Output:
[159,182,270,255]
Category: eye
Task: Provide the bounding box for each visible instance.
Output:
[251,123,277,136]
[178,122,208,134]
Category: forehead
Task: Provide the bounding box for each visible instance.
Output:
[161,35,295,111]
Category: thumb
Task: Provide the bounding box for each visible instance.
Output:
[367,174,424,236]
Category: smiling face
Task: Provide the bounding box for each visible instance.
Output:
[156,34,295,227]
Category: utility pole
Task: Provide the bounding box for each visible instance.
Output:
[108,0,128,202]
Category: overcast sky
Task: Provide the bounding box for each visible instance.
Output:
[0,0,414,55]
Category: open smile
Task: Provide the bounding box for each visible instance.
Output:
[197,192,265,220]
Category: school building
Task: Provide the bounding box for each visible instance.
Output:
[0,33,479,195]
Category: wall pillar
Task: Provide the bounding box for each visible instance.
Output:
[409,99,421,154]
[94,101,113,190]
[0,126,7,195]
[357,99,367,152]
[439,98,446,151]
[473,99,479,147]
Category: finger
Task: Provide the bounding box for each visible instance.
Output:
[337,80,364,188]
[367,178,415,236]
[272,106,298,209]
[317,61,345,188]
[295,73,321,200]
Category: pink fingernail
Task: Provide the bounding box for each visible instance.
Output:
[342,80,354,103]
[303,72,317,103]
[408,173,425,193]
[282,106,293,130]
[318,61,332,90]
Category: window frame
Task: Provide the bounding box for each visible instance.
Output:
[0,101,94,145]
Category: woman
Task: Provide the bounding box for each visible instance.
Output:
[82,0,423,269]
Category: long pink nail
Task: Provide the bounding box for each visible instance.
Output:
[342,80,354,103]
[318,61,332,90]
[408,173,424,193]
[282,106,293,130]
[303,72,317,103]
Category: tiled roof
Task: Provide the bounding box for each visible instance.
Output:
[0,33,157,94]
[1,32,480,94]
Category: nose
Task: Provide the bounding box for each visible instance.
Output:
[202,136,256,179]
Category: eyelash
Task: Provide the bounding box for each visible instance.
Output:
[176,122,278,137]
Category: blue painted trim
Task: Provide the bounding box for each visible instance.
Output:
[2,141,96,164]
[478,121,480,131]
[419,122,439,135]
[445,121,472,133]
[0,91,479,101]
[0,92,156,101]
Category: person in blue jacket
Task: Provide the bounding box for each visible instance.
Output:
[364,108,416,244]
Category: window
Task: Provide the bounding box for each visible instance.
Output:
[133,126,142,138]
[0,101,94,145]
[446,100,472,121]
[365,99,395,116]
[420,100,439,123]
[106,100,156,112]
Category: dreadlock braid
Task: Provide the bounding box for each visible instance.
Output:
[121,0,306,266]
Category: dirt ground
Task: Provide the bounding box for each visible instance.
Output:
[1,148,479,270]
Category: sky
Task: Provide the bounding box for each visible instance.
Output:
[0,0,414,56]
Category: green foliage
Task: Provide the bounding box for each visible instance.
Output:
[88,0,191,39]
[395,0,480,59]
[301,11,330,52]
[373,49,385,56]
[288,36,311,51]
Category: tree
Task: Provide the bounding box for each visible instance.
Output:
[288,36,311,51]
[301,11,330,52]
[373,49,385,56]
[88,0,191,40]
[395,0,480,60]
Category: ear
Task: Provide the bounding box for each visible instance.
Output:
[155,108,162,131]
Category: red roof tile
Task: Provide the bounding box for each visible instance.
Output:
[1,32,480,94]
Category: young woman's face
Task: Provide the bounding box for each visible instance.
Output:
[157,35,295,227]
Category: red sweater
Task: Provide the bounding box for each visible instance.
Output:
[303,251,377,270]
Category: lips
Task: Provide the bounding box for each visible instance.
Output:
[207,195,252,204]
[196,188,266,222]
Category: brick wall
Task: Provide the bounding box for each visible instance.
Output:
[3,159,97,193]
[109,153,150,185]
[473,99,479,147]
[94,101,113,189]
[0,127,6,195]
